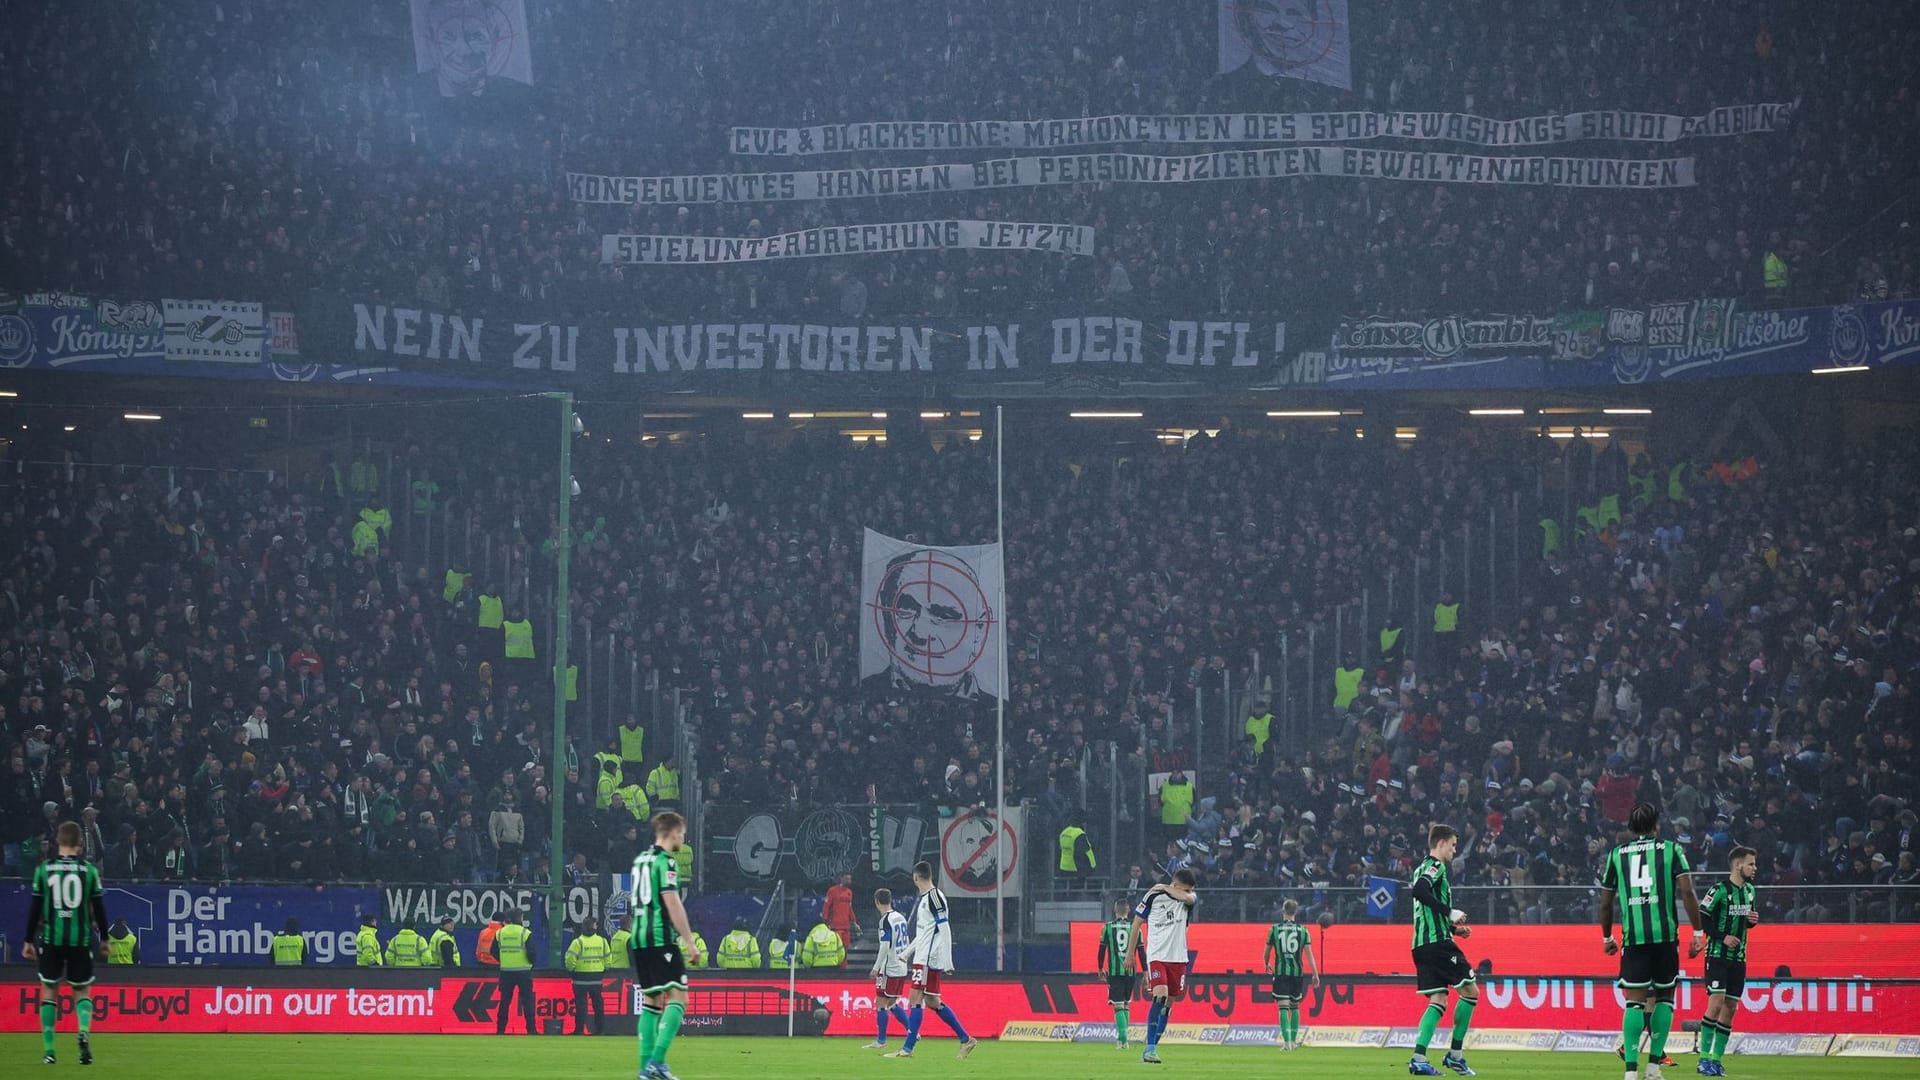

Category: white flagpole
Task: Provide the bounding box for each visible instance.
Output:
[994,404,1007,973]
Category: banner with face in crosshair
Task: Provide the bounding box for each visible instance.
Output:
[859,529,1004,701]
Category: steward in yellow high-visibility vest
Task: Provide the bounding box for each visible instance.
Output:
[106,919,139,964]
[617,717,647,771]
[609,916,632,958]
[768,931,800,969]
[354,913,385,966]
[1378,622,1404,665]
[443,568,469,603]
[1058,823,1095,876]
[799,922,846,968]
[1159,772,1194,827]
[646,756,681,808]
[1333,662,1365,710]
[491,909,537,1035]
[686,931,709,970]
[612,785,650,822]
[477,592,505,629]
[1244,704,1273,756]
[271,918,306,966]
[565,917,612,1035]
[716,921,762,968]
[386,923,430,967]
[503,617,535,659]
[1433,598,1460,634]
[428,917,461,967]
[594,748,624,810]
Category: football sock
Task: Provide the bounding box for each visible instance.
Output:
[1143,999,1163,1047]
[1649,999,1675,1058]
[1697,1020,1717,1061]
[1152,998,1171,1044]
[651,1000,685,1065]
[901,1005,925,1052]
[877,1006,891,1043]
[1276,1002,1287,1039]
[1114,1004,1129,1043]
[1621,1002,1646,1067]
[1284,1006,1298,1043]
[75,994,93,1036]
[934,1003,971,1041]
[1449,997,1476,1051]
[890,1004,910,1029]
[1413,999,1444,1057]
[40,1001,57,1056]
[638,1003,661,1069]
[1714,1018,1734,1062]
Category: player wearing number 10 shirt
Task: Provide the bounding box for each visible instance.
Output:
[24,821,110,1066]
[1600,802,1705,1080]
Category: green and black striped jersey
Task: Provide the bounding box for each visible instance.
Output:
[1095,918,1135,976]
[1601,836,1692,946]
[30,856,104,947]
[629,845,680,949]
[1411,856,1454,948]
[1267,920,1312,976]
[1701,879,1755,962]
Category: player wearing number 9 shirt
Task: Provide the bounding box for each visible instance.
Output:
[1600,802,1705,1080]
[24,821,110,1066]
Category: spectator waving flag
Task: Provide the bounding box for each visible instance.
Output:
[1219,0,1353,91]
[1364,875,1398,919]
[412,0,534,99]
[860,529,1005,701]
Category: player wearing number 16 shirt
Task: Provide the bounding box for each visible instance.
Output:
[24,821,110,1066]
[1600,802,1705,1080]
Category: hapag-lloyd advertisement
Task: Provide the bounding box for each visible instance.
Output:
[4,971,1918,1037]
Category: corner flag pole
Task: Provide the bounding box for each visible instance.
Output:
[994,404,1007,973]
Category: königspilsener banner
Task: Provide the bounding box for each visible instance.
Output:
[599,220,1095,265]
[569,148,1694,204]
[727,103,1795,156]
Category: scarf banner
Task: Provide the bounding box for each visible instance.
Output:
[1219,0,1353,90]
[599,219,1095,265]
[860,529,1005,701]
[568,148,1694,204]
[728,103,1795,156]
[161,298,266,363]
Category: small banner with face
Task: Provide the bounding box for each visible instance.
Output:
[859,529,1004,701]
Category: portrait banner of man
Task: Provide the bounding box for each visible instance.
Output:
[1218,0,1353,91]
[859,528,1005,701]
[411,0,535,99]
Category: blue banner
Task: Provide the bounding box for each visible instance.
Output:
[0,883,378,966]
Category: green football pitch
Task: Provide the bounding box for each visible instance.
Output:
[1,1034,1911,1080]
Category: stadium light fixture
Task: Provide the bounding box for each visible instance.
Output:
[123,412,162,421]
[871,411,889,419]
[1395,430,1419,440]
[741,411,775,419]
[787,411,815,419]
[1267,410,1342,418]
[1602,407,1653,415]
[1070,411,1144,419]
[1468,408,1526,416]
[0,390,17,398]
[920,411,948,419]
[1810,365,1870,375]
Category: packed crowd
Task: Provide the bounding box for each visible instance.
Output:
[1,1,1915,320]
[0,409,1915,915]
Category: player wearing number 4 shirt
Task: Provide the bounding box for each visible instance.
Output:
[1601,802,1706,1080]
[24,821,110,1066]
[1695,847,1759,1077]
[1407,825,1478,1077]
[883,861,978,1060]
[1130,867,1197,1065]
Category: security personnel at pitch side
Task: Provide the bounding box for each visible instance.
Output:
[428,916,462,967]
[386,921,431,967]
[564,917,612,1035]
[355,913,385,967]
[272,919,308,966]
[609,914,633,958]
[490,908,539,1035]
[1058,818,1096,878]
[105,918,139,965]
[716,919,762,969]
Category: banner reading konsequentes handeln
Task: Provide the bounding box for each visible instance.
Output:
[567,148,1694,204]
[599,219,1094,265]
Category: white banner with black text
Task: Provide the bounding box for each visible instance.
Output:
[571,148,1694,205]
[599,220,1095,265]
[727,103,1794,156]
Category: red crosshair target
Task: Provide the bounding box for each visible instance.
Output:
[867,548,995,686]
